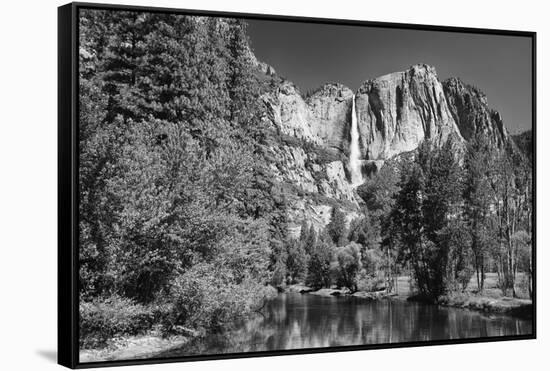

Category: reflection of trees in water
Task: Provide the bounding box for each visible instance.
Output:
[158,293,531,357]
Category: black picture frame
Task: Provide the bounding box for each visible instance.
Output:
[58,2,537,369]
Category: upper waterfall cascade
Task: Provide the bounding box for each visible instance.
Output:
[349,95,363,186]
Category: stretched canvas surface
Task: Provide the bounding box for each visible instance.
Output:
[58,2,536,368]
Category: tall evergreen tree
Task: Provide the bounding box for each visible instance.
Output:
[463,134,495,292]
[306,235,333,289]
[285,239,308,284]
[392,163,427,295]
[327,207,347,246]
[299,221,317,256]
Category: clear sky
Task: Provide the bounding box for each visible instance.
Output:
[246,19,532,133]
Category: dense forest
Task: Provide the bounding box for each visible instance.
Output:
[78,10,289,348]
[78,10,533,351]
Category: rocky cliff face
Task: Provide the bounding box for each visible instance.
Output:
[256,62,515,235]
[265,81,353,150]
[306,83,354,152]
[262,80,359,234]
[355,64,462,161]
[443,77,509,148]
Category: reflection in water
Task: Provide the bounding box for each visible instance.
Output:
[159,293,532,357]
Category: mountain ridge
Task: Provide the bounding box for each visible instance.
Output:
[255,60,525,234]
[262,62,516,157]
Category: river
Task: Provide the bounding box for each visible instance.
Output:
[158,292,532,357]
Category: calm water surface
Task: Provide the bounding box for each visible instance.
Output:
[160,293,532,357]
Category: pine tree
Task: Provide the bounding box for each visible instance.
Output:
[422,139,463,244]
[286,239,308,284]
[327,207,348,246]
[392,163,427,295]
[348,214,378,249]
[299,221,317,255]
[420,139,464,295]
[306,237,332,289]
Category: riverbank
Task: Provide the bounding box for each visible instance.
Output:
[285,284,398,300]
[79,331,189,363]
[283,273,532,317]
[437,293,532,317]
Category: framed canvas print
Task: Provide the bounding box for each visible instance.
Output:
[58,2,536,368]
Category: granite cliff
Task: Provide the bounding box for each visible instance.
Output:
[262,81,359,235]
[355,64,462,162]
[255,62,516,234]
[443,77,509,148]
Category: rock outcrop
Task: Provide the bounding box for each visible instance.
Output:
[266,81,322,144]
[355,64,462,161]
[443,77,509,148]
[265,81,353,150]
[306,83,354,152]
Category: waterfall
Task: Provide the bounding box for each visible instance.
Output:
[349,95,363,186]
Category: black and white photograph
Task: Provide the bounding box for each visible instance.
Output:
[68,3,534,366]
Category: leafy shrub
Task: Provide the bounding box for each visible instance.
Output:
[356,271,386,292]
[356,248,385,292]
[79,295,157,348]
[280,133,304,148]
[362,248,383,276]
[311,146,343,164]
[163,264,276,334]
[336,243,362,292]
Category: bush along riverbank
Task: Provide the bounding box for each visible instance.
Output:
[79,283,278,362]
[79,296,194,362]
